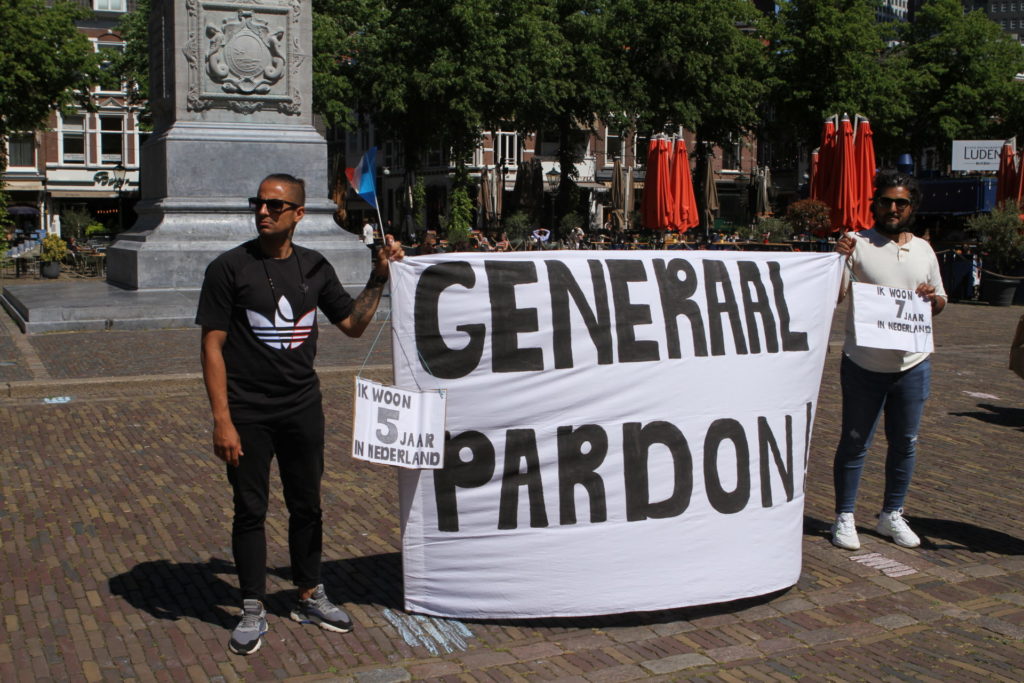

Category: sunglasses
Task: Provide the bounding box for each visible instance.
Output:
[875,197,912,209]
[248,197,302,213]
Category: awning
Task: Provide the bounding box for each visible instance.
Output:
[6,205,39,216]
[49,190,119,199]
[5,180,44,191]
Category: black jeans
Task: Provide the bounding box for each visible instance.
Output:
[228,402,325,601]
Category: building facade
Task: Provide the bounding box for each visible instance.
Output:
[2,0,142,243]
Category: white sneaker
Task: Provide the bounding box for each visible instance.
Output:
[876,509,920,548]
[831,512,860,550]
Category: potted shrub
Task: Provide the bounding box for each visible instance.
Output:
[968,202,1024,306]
[39,233,68,278]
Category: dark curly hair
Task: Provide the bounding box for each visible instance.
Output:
[872,171,919,208]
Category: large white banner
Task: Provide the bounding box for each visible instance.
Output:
[390,250,843,618]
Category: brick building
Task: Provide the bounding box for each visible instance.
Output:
[3,0,142,243]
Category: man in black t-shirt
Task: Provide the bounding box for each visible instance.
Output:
[196,173,403,656]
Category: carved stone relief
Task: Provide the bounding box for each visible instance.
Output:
[183,0,305,116]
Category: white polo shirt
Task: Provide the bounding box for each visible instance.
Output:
[842,228,947,373]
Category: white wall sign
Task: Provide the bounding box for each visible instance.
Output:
[352,377,446,469]
[390,251,843,618]
[851,282,934,353]
[951,140,1007,172]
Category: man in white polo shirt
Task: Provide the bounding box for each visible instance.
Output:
[831,171,946,551]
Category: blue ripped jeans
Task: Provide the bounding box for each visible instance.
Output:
[833,355,931,514]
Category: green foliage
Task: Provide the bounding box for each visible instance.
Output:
[60,207,94,240]
[85,223,107,237]
[769,0,905,156]
[894,0,1024,161]
[110,0,151,126]
[559,212,583,235]
[503,211,532,245]
[446,186,474,249]
[0,0,101,208]
[786,199,832,236]
[612,0,769,145]
[413,178,426,228]
[737,216,794,242]
[40,233,68,263]
[968,202,1024,275]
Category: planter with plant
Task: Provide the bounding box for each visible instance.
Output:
[967,202,1024,306]
[40,233,68,278]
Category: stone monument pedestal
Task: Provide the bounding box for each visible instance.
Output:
[105,0,367,291]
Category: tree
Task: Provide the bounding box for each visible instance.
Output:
[768,0,909,160]
[611,0,768,144]
[895,0,1024,164]
[0,0,101,221]
[110,0,151,125]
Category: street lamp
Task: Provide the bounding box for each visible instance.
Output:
[111,163,127,233]
[545,166,560,192]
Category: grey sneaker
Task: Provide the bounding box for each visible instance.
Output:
[290,584,353,633]
[876,509,921,548]
[831,512,860,550]
[229,599,268,655]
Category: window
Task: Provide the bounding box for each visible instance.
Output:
[100,116,124,163]
[494,131,520,166]
[7,134,35,168]
[721,139,742,171]
[605,130,622,165]
[62,115,85,164]
[634,135,649,168]
[93,0,126,11]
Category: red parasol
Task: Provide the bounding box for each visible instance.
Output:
[851,117,876,231]
[809,149,819,200]
[642,138,674,230]
[811,117,837,202]
[995,140,1017,207]
[670,138,699,233]
[827,114,858,232]
[1015,147,1024,211]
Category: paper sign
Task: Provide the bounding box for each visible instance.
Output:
[352,377,446,469]
[852,282,934,353]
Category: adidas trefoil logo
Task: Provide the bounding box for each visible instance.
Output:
[247,296,315,349]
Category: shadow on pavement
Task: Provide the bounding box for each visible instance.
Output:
[108,557,241,627]
[110,554,407,626]
[950,403,1024,431]
[911,517,1024,554]
[109,552,804,629]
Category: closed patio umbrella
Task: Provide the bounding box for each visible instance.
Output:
[811,116,837,202]
[478,167,493,229]
[1015,147,1024,212]
[641,137,674,230]
[702,153,719,234]
[852,116,876,231]
[671,138,699,233]
[827,114,858,232]
[996,140,1017,207]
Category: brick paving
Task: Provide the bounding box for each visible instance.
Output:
[1,296,1022,681]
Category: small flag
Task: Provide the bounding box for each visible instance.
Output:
[346,147,378,209]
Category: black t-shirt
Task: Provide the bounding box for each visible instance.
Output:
[196,240,355,423]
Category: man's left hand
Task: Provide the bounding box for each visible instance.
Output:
[916,283,946,315]
[373,234,405,278]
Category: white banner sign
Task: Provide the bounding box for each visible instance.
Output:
[390,251,843,618]
[851,282,934,353]
[352,377,447,469]
[951,140,1007,171]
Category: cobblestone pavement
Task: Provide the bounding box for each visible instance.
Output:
[1,300,1022,682]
